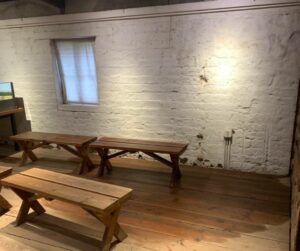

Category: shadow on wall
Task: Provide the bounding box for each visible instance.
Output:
[0,0,60,20]
[66,0,216,13]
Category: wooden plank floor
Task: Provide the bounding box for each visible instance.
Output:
[0,146,290,251]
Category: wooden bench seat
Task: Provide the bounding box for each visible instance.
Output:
[1,168,132,251]
[90,137,188,187]
[0,166,12,211]
[10,132,97,174]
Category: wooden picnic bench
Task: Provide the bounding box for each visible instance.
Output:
[89,137,188,188]
[1,168,133,251]
[10,132,97,174]
[0,166,12,211]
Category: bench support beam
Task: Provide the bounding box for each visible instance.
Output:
[97,148,183,188]
[143,152,174,168]
[59,144,81,158]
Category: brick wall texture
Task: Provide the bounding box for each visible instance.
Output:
[0,4,299,175]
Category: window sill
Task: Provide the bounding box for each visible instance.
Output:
[57,103,99,112]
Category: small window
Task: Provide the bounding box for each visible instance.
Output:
[53,38,99,105]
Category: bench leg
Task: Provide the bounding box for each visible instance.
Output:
[84,208,127,243]
[13,188,45,226]
[97,149,112,177]
[76,146,95,175]
[0,185,11,211]
[0,195,12,211]
[17,141,38,166]
[101,208,121,251]
[114,223,127,241]
[170,154,182,188]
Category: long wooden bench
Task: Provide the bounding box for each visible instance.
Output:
[10,132,97,174]
[0,166,12,211]
[1,168,132,251]
[89,137,188,187]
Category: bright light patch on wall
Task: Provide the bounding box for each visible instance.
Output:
[217,61,233,86]
[212,41,238,88]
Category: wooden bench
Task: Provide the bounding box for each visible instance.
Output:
[0,166,12,211]
[10,132,97,174]
[89,137,188,187]
[1,168,132,251]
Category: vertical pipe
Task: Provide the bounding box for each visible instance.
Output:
[227,138,232,169]
[224,139,228,168]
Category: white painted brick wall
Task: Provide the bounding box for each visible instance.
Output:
[0,2,299,175]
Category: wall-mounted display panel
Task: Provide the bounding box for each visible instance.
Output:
[0,82,15,101]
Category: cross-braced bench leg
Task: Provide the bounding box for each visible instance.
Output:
[17,141,38,166]
[84,207,126,251]
[97,149,112,177]
[12,188,45,226]
[76,146,95,174]
[101,208,121,251]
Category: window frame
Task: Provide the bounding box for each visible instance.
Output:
[51,37,100,112]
